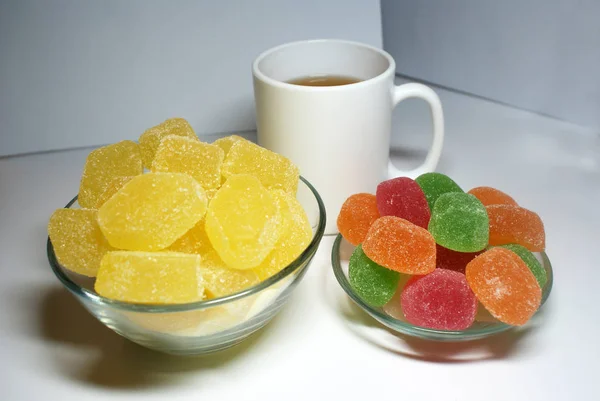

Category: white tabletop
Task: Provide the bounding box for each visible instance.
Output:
[1,80,599,400]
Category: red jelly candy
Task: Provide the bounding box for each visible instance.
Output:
[401,269,477,330]
[376,177,431,228]
[436,244,482,274]
[337,193,380,246]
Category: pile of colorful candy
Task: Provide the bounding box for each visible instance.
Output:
[337,173,547,330]
[48,118,311,304]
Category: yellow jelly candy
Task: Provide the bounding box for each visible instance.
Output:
[253,190,312,280]
[206,174,283,269]
[222,140,299,194]
[78,140,143,208]
[152,135,225,191]
[139,118,197,169]
[98,173,208,251]
[201,250,260,298]
[48,209,114,277]
[95,251,204,304]
[93,176,135,208]
[167,218,213,255]
[213,135,246,156]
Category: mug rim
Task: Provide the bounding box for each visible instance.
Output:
[252,39,396,91]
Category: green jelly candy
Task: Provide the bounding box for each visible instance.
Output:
[349,245,400,307]
[415,172,463,210]
[428,192,489,252]
[499,244,547,288]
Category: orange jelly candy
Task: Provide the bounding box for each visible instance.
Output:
[337,193,380,246]
[487,205,545,251]
[466,247,541,326]
[362,216,436,274]
[468,186,518,206]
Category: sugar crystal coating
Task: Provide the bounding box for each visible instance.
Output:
[139,118,197,169]
[487,205,545,251]
[468,186,518,206]
[97,173,208,251]
[466,248,541,326]
[48,209,114,277]
[428,192,489,252]
[167,218,213,255]
[213,135,246,156]
[78,140,143,208]
[205,174,283,270]
[436,244,482,274]
[415,172,463,210]
[362,216,436,274]
[337,193,380,246]
[95,251,204,304]
[201,250,260,298]
[376,177,431,228]
[498,244,547,288]
[349,245,400,307]
[401,269,477,330]
[152,135,225,191]
[93,176,135,208]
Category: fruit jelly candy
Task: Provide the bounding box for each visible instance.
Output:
[213,135,246,156]
[139,117,198,169]
[466,247,541,326]
[152,135,225,191]
[401,269,477,330]
[362,216,436,274]
[428,192,489,252]
[415,172,463,210]
[167,218,213,255]
[487,205,545,252]
[98,173,208,251]
[376,177,430,228]
[205,174,283,270]
[498,244,547,288]
[78,140,143,208]
[468,186,518,207]
[201,250,260,298]
[253,190,312,280]
[337,193,380,246]
[436,244,482,274]
[93,176,135,208]
[475,302,499,323]
[349,245,401,307]
[381,273,413,319]
[95,251,204,304]
[221,140,299,194]
[48,209,114,277]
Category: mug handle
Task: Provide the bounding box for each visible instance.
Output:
[388,83,444,178]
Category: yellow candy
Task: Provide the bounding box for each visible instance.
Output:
[201,251,260,298]
[98,173,208,251]
[222,140,299,194]
[213,135,246,156]
[93,176,135,208]
[78,140,143,208]
[253,190,312,280]
[48,209,114,277]
[206,174,283,269]
[139,118,197,169]
[167,218,213,255]
[152,135,224,191]
[95,251,204,304]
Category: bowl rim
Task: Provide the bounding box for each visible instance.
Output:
[47,176,326,313]
[331,234,554,339]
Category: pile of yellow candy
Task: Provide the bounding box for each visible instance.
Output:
[48,118,312,304]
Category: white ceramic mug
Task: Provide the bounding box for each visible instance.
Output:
[252,39,444,234]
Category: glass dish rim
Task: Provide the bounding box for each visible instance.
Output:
[47,176,326,313]
[331,234,554,339]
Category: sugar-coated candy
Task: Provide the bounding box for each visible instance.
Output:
[376,177,430,228]
[152,135,225,191]
[487,205,545,251]
[475,302,499,323]
[337,193,380,246]
[139,118,197,169]
[78,141,143,208]
[213,135,246,156]
[98,173,208,251]
[349,245,401,307]
[48,209,114,277]
[362,216,436,274]
[167,218,213,256]
[428,192,489,252]
[202,250,260,298]
[466,248,541,325]
[468,186,518,207]
[498,244,547,288]
[205,175,283,270]
[253,190,312,280]
[95,251,204,304]
[381,273,413,319]
[221,140,299,194]
[93,176,135,208]
[415,172,463,210]
[401,269,477,330]
[436,244,482,274]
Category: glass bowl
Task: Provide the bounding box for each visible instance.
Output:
[47,177,325,355]
[331,235,553,342]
